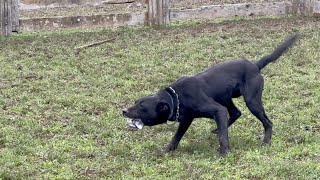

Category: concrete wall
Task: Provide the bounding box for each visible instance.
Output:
[22,0,101,5]
[20,12,146,31]
[21,0,144,6]
[20,0,145,10]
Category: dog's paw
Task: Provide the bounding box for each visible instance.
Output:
[261,141,271,147]
[162,144,177,153]
[219,146,229,157]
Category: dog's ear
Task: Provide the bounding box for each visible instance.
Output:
[156,102,169,113]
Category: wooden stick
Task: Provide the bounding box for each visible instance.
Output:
[102,0,135,5]
[75,38,116,54]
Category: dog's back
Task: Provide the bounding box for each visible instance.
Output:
[188,33,299,105]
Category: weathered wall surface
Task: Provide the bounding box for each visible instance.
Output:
[20,0,145,10]
[21,0,144,5]
[20,12,146,31]
[21,0,102,5]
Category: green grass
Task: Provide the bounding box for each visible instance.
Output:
[0,16,319,179]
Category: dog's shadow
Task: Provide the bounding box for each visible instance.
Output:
[151,124,263,157]
[150,124,262,157]
[183,133,258,154]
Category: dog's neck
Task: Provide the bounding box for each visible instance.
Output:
[164,87,180,121]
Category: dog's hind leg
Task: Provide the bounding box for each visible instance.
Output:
[212,100,241,134]
[243,75,273,145]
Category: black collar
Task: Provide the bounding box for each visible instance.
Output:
[165,87,180,121]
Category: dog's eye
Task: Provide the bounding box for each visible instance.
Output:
[139,104,144,108]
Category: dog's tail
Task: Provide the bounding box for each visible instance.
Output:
[255,33,299,70]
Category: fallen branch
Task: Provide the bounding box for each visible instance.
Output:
[75,38,116,54]
[102,0,135,5]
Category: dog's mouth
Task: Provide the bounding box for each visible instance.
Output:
[127,119,144,130]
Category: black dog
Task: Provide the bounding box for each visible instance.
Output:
[123,33,299,155]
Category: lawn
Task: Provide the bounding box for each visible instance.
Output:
[0,16,319,179]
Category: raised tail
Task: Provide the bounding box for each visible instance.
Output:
[255,33,299,70]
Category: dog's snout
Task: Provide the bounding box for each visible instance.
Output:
[122,108,128,116]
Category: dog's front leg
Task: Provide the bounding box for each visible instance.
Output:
[163,119,193,152]
[214,108,230,156]
[200,102,230,156]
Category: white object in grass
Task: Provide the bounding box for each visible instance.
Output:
[127,119,144,129]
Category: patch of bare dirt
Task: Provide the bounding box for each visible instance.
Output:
[156,16,320,36]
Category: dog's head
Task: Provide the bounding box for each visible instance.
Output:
[123,94,171,126]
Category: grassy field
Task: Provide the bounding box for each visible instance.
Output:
[0,16,319,179]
